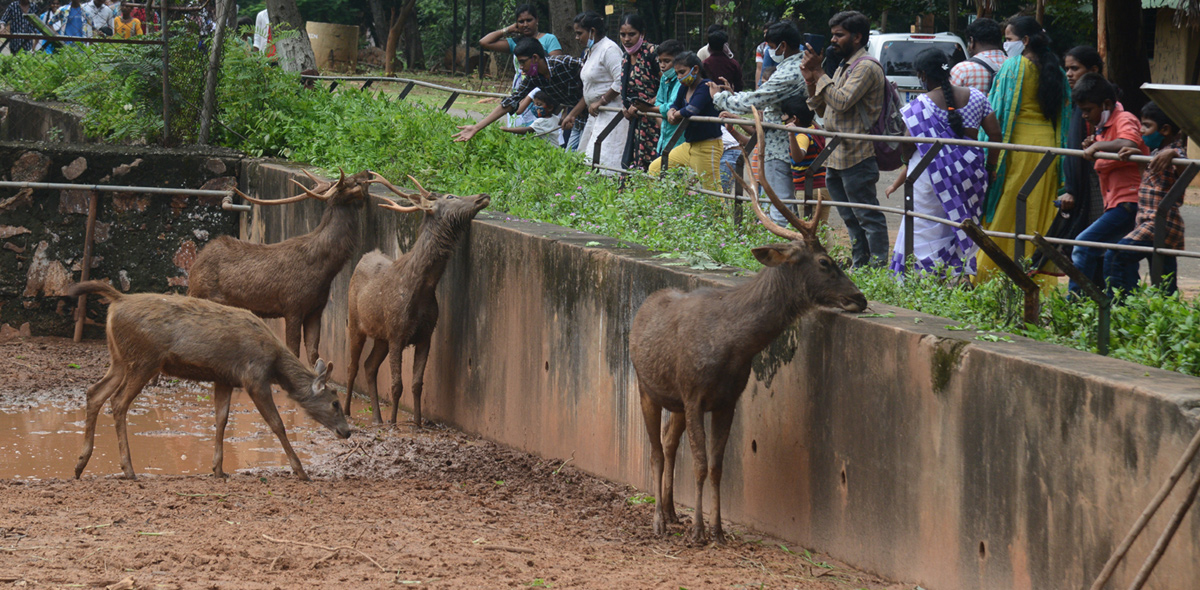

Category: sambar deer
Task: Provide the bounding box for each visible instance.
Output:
[344,176,489,425]
[629,107,866,544]
[188,170,374,366]
[67,281,352,481]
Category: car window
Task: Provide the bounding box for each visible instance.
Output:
[879,41,965,77]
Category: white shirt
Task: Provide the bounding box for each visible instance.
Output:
[579,37,623,103]
[529,114,562,145]
[721,127,740,151]
[253,9,270,52]
[81,2,114,33]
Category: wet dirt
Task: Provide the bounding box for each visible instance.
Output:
[0,338,907,589]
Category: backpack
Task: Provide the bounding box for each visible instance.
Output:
[847,55,905,172]
[969,55,998,88]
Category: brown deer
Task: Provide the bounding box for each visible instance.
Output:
[629,107,866,544]
[67,281,352,481]
[188,170,373,366]
[344,176,490,425]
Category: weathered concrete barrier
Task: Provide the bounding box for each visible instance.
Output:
[245,162,1200,590]
[0,93,88,143]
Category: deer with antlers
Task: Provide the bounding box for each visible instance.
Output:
[344,176,490,425]
[188,170,378,366]
[629,107,866,544]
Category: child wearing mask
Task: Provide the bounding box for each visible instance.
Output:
[1068,74,1146,295]
[500,90,563,146]
[1104,101,1187,295]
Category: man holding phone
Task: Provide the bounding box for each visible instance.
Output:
[709,20,806,225]
[801,10,890,268]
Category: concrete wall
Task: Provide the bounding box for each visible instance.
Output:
[247,163,1200,590]
[0,94,88,144]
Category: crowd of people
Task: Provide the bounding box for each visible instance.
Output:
[0,0,157,52]
[458,6,1188,294]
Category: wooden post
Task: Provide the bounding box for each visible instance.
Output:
[74,191,99,342]
[1097,0,1107,65]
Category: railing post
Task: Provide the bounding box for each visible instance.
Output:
[804,136,840,220]
[730,150,745,225]
[1013,152,1057,261]
[396,81,416,101]
[328,80,339,93]
[961,220,1041,325]
[902,141,942,271]
[1151,162,1198,285]
[360,79,374,91]
[660,120,689,171]
[1033,234,1110,354]
[441,92,460,112]
[592,111,628,169]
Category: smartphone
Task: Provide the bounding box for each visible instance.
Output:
[803,34,826,52]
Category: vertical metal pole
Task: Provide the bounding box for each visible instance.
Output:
[74,191,99,342]
[1151,163,1198,285]
[732,152,744,225]
[451,0,458,76]
[161,0,170,146]
[479,0,486,81]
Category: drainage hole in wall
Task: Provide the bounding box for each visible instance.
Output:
[840,468,847,486]
[751,440,757,453]
[468,357,473,368]
[978,541,986,559]
[545,361,549,372]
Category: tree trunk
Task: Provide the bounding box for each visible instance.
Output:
[366,0,389,47]
[264,0,316,71]
[198,0,235,144]
[384,0,417,75]
[880,9,889,32]
[548,0,579,57]
[404,3,423,71]
[947,0,957,34]
[1104,0,1151,113]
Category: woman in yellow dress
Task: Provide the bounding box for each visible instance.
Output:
[977,16,1071,288]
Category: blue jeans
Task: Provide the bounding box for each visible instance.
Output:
[566,118,585,151]
[764,159,796,226]
[719,148,742,194]
[825,157,888,267]
[1069,202,1137,294]
[1104,237,1178,296]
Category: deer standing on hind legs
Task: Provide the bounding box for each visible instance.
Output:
[629,107,866,544]
[66,281,351,481]
[188,170,375,367]
[344,175,490,426]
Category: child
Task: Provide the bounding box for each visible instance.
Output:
[779,93,829,225]
[1068,73,1147,295]
[500,90,563,146]
[113,3,143,39]
[1104,101,1187,295]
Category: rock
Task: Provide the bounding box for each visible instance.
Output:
[0,188,33,213]
[0,225,31,240]
[173,240,197,271]
[59,189,93,215]
[111,192,149,213]
[199,176,236,207]
[0,324,19,343]
[192,228,209,241]
[61,157,87,180]
[118,270,131,291]
[111,158,143,177]
[167,276,188,288]
[70,256,102,271]
[205,159,227,175]
[18,323,30,338]
[93,221,110,243]
[3,242,24,254]
[11,151,51,182]
[23,241,72,297]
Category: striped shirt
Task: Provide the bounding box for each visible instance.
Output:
[806,46,885,171]
[791,128,826,191]
[712,52,806,164]
[501,55,584,115]
[1126,138,1186,249]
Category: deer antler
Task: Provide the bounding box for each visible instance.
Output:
[232,185,327,206]
[299,169,337,197]
[367,171,422,201]
[730,168,804,242]
[406,175,433,200]
[750,106,822,240]
[376,198,426,214]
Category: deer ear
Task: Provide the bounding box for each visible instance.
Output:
[314,359,329,381]
[752,244,792,267]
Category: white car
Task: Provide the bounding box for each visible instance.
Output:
[867,32,968,103]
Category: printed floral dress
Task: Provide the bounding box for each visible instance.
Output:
[621,41,660,171]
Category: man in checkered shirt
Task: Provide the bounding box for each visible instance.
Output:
[949,18,1006,94]
[0,0,41,54]
[453,36,586,146]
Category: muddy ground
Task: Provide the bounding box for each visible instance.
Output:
[0,338,909,589]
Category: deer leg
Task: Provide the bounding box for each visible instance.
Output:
[302,311,323,367]
[74,365,124,479]
[409,338,432,428]
[683,403,709,544]
[110,368,156,480]
[638,390,667,535]
[344,328,367,417]
[283,316,303,361]
[211,382,233,478]
[660,410,687,525]
[247,383,309,481]
[708,406,737,545]
[363,339,390,425]
[387,341,405,426]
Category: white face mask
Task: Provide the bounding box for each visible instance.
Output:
[768,43,786,62]
[1004,40,1024,58]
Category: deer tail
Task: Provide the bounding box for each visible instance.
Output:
[66,281,123,303]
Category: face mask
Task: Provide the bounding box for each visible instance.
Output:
[525,60,539,77]
[768,43,786,62]
[661,68,676,82]
[1143,130,1164,150]
[625,36,644,54]
[1098,108,1112,129]
[586,33,595,50]
[530,104,547,118]
[1004,40,1024,58]
[679,67,698,86]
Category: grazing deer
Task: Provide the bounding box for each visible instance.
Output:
[629,107,866,544]
[188,170,373,367]
[344,176,490,425]
[67,281,352,481]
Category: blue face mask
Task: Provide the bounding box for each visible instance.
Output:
[586,34,595,50]
[662,68,677,82]
[1143,130,1164,150]
[678,67,698,86]
[530,104,547,118]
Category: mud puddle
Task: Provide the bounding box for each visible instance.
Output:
[0,337,340,480]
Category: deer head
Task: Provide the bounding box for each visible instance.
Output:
[293,359,352,439]
[232,169,370,208]
[731,107,866,313]
[369,173,490,227]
